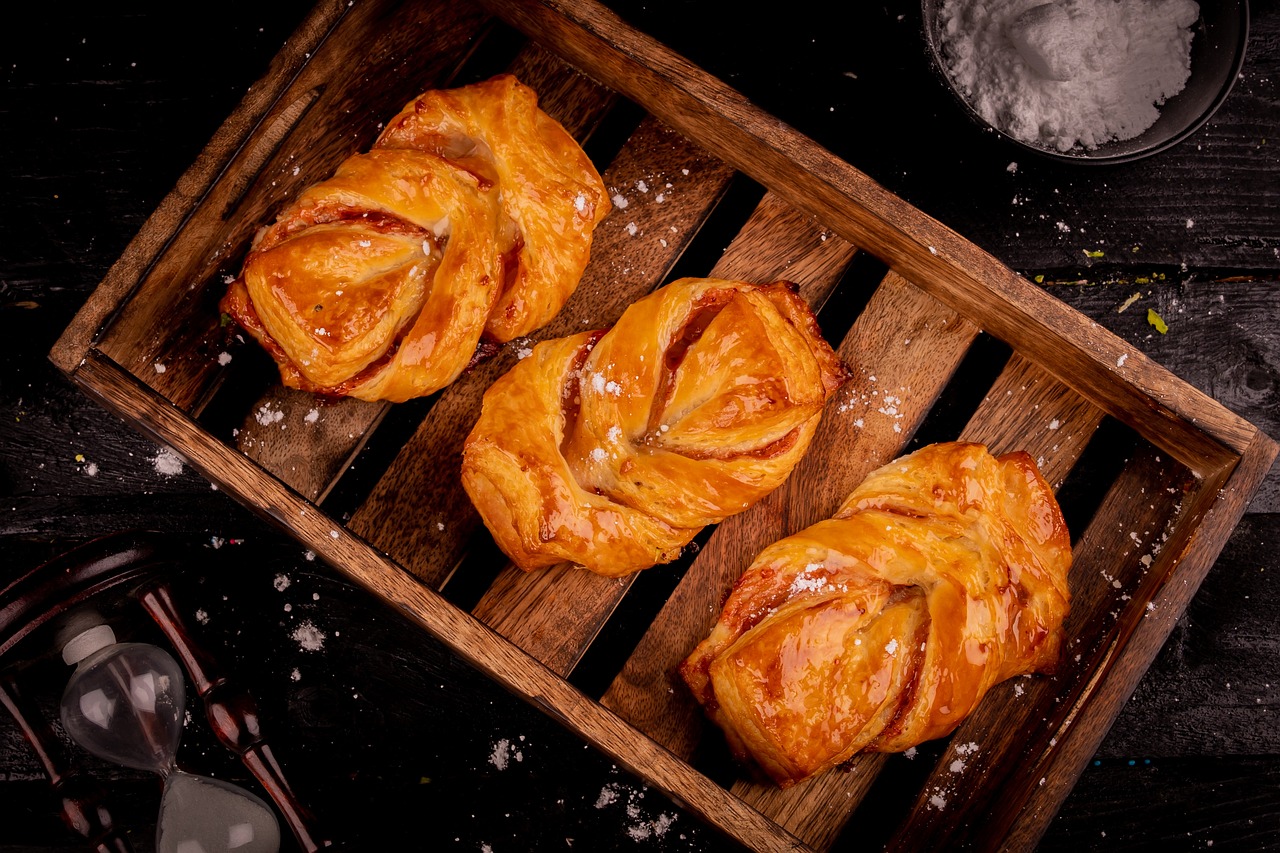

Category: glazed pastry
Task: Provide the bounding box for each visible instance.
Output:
[219,74,610,402]
[460,277,850,578]
[680,442,1072,787]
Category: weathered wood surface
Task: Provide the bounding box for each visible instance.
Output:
[3,0,1277,851]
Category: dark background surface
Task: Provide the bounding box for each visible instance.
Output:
[1,1,1277,850]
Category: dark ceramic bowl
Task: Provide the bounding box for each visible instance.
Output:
[921,0,1250,164]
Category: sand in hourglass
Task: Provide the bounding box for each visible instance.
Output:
[158,771,281,853]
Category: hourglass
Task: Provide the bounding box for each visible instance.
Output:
[60,620,282,853]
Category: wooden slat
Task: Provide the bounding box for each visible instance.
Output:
[962,353,1105,486]
[347,115,736,586]
[990,436,1277,851]
[472,192,861,675]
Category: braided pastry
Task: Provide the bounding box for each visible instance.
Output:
[219,74,609,402]
[460,277,850,578]
[680,442,1071,787]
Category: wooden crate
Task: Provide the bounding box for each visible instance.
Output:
[50,0,1278,849]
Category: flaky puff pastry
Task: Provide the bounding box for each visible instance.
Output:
[219,74,609,402]
[680,442,1071,787]
[460,277,850,577]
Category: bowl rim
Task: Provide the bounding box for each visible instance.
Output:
[920,0,1252,165]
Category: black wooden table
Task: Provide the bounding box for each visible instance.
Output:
[2,2,1277,850]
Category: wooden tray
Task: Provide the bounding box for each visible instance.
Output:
[50,0,1278,849]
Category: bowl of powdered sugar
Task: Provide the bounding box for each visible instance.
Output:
[923,0,1249,163]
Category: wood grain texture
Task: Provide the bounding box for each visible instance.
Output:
[601,1,1280,274]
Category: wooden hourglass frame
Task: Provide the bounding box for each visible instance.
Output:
[0,530,333,852]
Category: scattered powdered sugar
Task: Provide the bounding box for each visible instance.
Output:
[153,448,185,477]
[194,609,209,625]
[593,781,678,843]
[217,352,232,366]
[509,336,535,360]
[273,573,292,592]
[788,563,829,595]
[290,620,326,652]
[304,408,320,424]
[489,736,525,771]
[594,785,620,809]
[255,404,285,426]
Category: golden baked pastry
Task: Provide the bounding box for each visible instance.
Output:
[219,74,609,402]
[680,441,1072,787]
[460,277,850,577]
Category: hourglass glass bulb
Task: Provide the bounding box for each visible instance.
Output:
[59,617,283,853]
[60,622,186,775]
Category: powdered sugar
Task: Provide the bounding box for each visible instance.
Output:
[290,620,325,652]
[593,781,679,843]
[489,737,524,770]
[152,448,185,477]
[937,0,1200,151]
